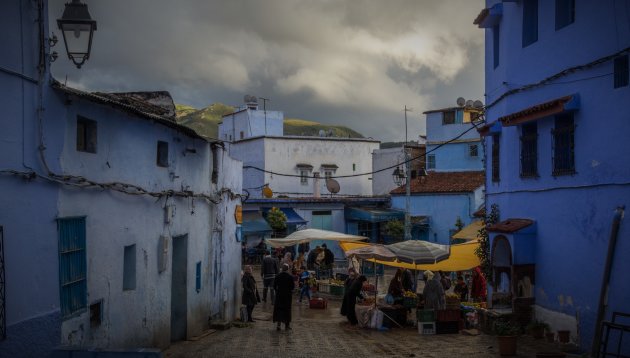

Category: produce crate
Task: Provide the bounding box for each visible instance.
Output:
[309,298,327,309]
[318,282,331,294]
[436,320,460,334]
[330,285,345,296]
[418,321,436,335]
[437,309,461,322]
[403,296,417,309]
[417,309,436,322]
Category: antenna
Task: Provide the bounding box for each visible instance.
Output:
[404,105,413,144]
[259,96,270,135]
[456,97,466,107]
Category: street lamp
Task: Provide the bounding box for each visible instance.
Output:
[57,0,97,68]
[392,167,406,187]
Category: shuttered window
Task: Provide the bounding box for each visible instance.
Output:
[57,217,87,318]
[552,114,576,176]
[520,123,538,177]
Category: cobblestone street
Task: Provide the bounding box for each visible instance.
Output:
[164,292,575,358]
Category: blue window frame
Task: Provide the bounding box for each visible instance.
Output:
[427,154,436,170]
[522,0,538,47]
[520,123,538,177]
[614,55,629,89]
[195,261,201,293]
[555,0,575,30]
[493,25,500,68]
[552,113,576,176]
[57,217,87,318]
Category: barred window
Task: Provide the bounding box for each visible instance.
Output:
[492,135,500,182]
[300,170,309,185]
[552,114,575,176]
[427,155,436,170]
[520,123,538,177]
[469,144,479,158]
[442,111,456,125]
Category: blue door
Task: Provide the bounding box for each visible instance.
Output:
[57,217,87,318]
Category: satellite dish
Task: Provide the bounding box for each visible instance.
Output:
[262,185,273,198]
[456,97,466,107]
[244,95,258,103]
[473,100,484,109]
[326,179,340,194]
[465,100,474,107]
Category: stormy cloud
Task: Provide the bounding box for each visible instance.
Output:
[49,0,484,142]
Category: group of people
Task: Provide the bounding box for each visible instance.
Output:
[305,244,335,271]
[421,267,487,310]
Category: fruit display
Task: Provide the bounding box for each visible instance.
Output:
[330,279,344,286]
[403,290,417,298]
[461,301,482,309]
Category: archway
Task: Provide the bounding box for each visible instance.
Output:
[491,235,512,307]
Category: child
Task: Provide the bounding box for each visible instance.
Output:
[298,266,311,303]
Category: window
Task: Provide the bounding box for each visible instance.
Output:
[614,55,629,88]
[520,123,538,177]
[195,261,201,293]
[492,135,500,182]
[442,111,456,125]
[358,221,373,238]
[300,170,309,185]
[427,155,436,170]
[123,244,136,291]
[522,0,538,47]
[469,144,479,158]
[90,300,103,328]
[493,25,500,68]
[240,131,244,139]
[352,163,356,171]
[58,217,87,318]
[157,141,169,167]
[76,117,97,153]
[555,0,575,30]
[552,113,575,176]
[324,170,333,180]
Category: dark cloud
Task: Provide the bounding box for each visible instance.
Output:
[49,0,484,142]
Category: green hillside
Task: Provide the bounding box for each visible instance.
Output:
[175,103,365,140]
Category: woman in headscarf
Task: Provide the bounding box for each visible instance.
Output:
[422,270,445,310]
[471,266,487,302]
[281,252,293,271]
[387,268,405,304]
[241,265,258,322]
[340,275,367,325]
[273,263,295,331]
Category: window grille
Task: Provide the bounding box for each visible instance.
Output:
[469,144,479,158]
[520,123,538,177]
[427,155,436,169]
[300,170,309,185]
[195,261,201,293]
[442,111,456,125]
[552,114,576,176]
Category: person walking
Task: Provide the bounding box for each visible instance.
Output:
[340,275,367,325]
[298,266,311,303]
[273,264,295,331]
[241,265,258,322]
[261,250,279,303]
[422,270,445,310]
[471,266,487,303]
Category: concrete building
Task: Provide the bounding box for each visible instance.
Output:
[475,0,630,352]
[0,1,242,355]
[372,142,426,196]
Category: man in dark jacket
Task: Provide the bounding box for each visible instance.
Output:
[261,250,279,303]
[306,246,320,270]
[273,264,295,331]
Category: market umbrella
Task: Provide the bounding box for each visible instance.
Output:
[345,244,397,302]
[386,240,450,265]
[266,229,367,248]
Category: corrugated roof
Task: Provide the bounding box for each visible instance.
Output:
[390,171,485,195]
[498,95,574,126]
[51,80,210,141]
[487,219,534,233]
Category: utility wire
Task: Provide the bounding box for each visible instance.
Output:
[243,121,482,180]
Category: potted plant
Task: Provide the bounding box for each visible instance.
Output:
[266,207,287,237]
[527,319,550,339]
[383,220,404,242]
[494,320,520,356]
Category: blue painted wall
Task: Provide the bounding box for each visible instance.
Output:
[391,191,480,245]
[426,142,484,172]
[482,0,630,350]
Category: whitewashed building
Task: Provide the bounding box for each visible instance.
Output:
[0,1,242,355]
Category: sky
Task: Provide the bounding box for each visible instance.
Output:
[49,0,485,142]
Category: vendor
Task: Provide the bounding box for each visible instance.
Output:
[387,268,405,305]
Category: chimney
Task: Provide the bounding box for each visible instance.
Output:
[313,172,320,198]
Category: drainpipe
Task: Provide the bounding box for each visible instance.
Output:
[591,205,625,357]
[313,172,320,198]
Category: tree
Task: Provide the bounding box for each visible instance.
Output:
[475,203,500,280]
[384,220,404,239]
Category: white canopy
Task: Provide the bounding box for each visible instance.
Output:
[266,229,367,248]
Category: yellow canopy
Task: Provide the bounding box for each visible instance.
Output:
[339,240,481,272]
[452,220,484,240]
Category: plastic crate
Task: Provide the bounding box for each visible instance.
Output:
[417,309,436,322]
[309,298,327,309]
[437,309,461,322]
[436,320,459,334]
[403,296,417,309]
[418,321,436,335]
[330,285,345,296]
[318,282,331,294]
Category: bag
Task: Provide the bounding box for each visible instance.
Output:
[255,289,261,303]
